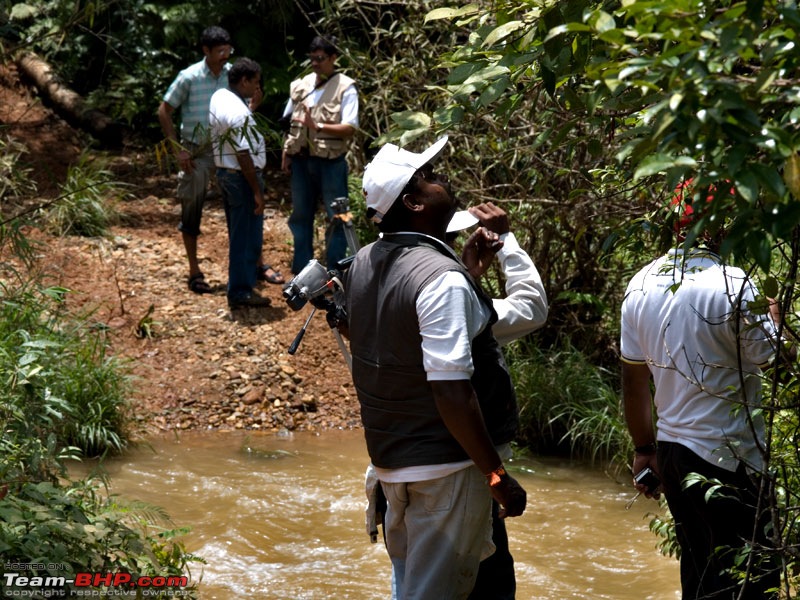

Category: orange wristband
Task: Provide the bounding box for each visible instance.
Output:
[486,465,508,488]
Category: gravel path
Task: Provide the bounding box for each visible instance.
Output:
[40,166,362,438]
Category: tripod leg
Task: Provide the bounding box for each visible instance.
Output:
[344,222,361,254]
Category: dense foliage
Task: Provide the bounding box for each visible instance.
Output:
[0,177,199,587]
[392,0,800,591]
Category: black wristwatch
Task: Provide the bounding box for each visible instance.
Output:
[634,442,657,455]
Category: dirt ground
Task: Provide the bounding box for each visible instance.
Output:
[0,63,361,438]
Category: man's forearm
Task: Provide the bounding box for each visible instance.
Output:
[621,361,655,446]
[235,150,261,195]
[431,379,502,475]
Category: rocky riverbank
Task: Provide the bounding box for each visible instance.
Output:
[24,164,361,438]
[2,62,361,439]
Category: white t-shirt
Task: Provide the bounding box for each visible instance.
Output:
[620,248,777,471]
[209,88,266,170]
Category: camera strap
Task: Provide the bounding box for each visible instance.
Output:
[381,232,461,264]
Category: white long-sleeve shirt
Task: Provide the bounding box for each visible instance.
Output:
[490,232,548,346]
[371,231,548,486]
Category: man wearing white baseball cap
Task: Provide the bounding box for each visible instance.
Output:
[346,136,527,599]
[449,201,548,600]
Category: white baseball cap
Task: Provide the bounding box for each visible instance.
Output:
[446,210,479,233]
[362,136,449,223]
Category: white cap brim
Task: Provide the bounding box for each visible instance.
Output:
[446,210,479,233]
[363,136,449,222]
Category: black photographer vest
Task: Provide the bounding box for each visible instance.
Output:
[346,233,519,469]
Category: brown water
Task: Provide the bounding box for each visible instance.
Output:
[94,430,680,599]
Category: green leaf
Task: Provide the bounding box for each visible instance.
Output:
[747,296,771,315]
[10,3,38,19]
[483,21,526,48]
[478,76,510,107]
[763,276,779,298]
[389,110,432,130]
[591,10,616,33]
[433,105,465,127]
[544,23,592,43]
[19,351,39,367]
[747,232,772,272]
[464,65,511,86]
[734,170,759,203]
[633,154,696,179]
[784,153,800,199]
[425,4,480,23]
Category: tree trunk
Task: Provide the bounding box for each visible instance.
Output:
[15,51,122,146]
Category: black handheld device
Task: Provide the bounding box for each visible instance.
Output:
[634,467,661,494]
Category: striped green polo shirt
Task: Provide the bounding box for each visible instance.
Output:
[163,58,231,145]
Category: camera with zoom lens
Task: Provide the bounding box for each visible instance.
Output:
[282,256,354,313]
[282,260,332,311]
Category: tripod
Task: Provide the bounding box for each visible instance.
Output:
[285,197,360,371]
[329,196,361,258]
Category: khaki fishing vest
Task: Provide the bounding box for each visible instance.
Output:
[283,72,356,159]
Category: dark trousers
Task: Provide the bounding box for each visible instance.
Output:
[287,155,348,274]
[659,442,779,599]
[468,500,516,600]
[217,169,264,302]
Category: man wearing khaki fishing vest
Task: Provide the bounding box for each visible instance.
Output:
[281,35,359,275]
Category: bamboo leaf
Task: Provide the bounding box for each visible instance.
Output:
[784,152,800,199]
[425,5,479,23]
[483,21,525,48]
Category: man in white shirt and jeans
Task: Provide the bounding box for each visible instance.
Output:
[209,58,271,309]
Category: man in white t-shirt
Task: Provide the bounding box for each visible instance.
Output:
[209,58,272,309]
[450,202,547,600]
[621,182,781,598]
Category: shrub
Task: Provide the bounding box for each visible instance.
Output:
[0,478,202,596]
[0,133,35,200]
[0,257,197,593]
[44,154,128,237]
[508,340,629,470]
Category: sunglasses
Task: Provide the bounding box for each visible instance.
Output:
[308,54,329,63]
[402,165,449,196]
[418,164,448,184]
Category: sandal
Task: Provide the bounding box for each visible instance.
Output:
[257,264,285,285]
[188,273,213,294]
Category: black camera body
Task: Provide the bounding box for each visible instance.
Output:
[282,256,353,316]
[282,259,332,312]
[634,467,661,494]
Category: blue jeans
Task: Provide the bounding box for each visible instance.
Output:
[217,169,264,303]
[287,154,348,274]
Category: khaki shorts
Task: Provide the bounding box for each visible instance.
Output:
[176,147,215,237]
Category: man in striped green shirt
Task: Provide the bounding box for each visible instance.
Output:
[158,26,233,294]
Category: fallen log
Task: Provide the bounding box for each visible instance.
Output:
[15,51,122,146]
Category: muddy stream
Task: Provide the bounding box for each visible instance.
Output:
[91,429,680,599]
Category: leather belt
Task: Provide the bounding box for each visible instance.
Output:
[222,168,262,174]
